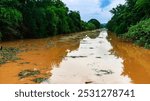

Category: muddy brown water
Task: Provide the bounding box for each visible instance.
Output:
[0,29,150,84]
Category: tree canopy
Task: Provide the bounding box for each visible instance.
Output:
[0,0,101,41]
[88,19,101,29]
[107,0,150,48]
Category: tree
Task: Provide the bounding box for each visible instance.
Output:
[68,11,82,32]
[107,0,150,48]
[86,23,96,30]
[88,19,101,29]
[46,6,58,35]
[0,0,100,41]
[55,7,70,34]
[0,7,22,40]
[135,0,150,19]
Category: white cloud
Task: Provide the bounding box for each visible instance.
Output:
[62,0,125,23]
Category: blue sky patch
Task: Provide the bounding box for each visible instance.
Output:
[100,0,111,8]
[62,0,125,23]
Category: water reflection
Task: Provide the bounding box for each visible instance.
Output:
[44,30,131,84]
[108,33,150,84]
[0,34,80,84]
[1,29,149,84]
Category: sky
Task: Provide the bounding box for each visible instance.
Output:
[62,0,125,23]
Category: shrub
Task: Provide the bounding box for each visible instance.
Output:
[124,18,150,48]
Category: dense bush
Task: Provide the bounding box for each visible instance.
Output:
[85,23,96,30]
[107,0,150,34]
[0,7,22,40]
[0,32,2,41]
[88,19,101,29]
[124,18,150,48]
[107,0,150,48]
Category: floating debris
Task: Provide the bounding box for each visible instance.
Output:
[89,47,94,49]
[0,47,20,64]
[67,56,87,58]
[96,57,101,58]
[85,81,93,84]
[47,41,55,47]
[32,78,47,83]
[100,70,113,74]
[93,69,113,76]
[18,69,40,79]
[20,62,30,64]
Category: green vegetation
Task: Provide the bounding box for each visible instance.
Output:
[0,0,101,41]
[0,47,20,64]
[32,77,47,83]
[18,69,40,79]
[124,18,150,48]
[18,69,49,83]
[107,0,150,48]
[88,19,101,29]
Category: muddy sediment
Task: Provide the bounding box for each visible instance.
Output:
[0,29,150,84]
[0,30,100,84]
